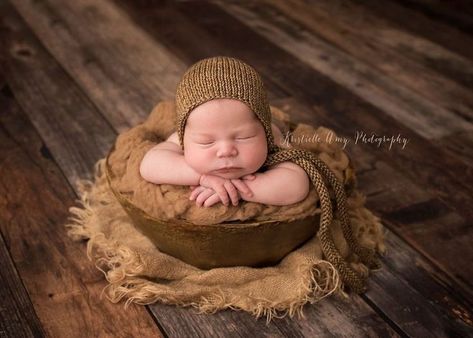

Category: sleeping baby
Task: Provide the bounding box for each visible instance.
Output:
[140,57,309,208]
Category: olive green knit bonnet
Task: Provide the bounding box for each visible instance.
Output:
[175,56,379,293]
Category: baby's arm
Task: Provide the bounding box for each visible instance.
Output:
[139,133,201,186]
[242,162,310,205]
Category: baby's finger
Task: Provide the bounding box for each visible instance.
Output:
[224,180,239,206]
[243,174,256,181]
[189,186,205,200]
[214,185,230,206]
[195,188,215,207]
[203,193,221,208]
[231,179,253,197]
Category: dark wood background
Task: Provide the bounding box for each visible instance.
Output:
[1,0,472,337]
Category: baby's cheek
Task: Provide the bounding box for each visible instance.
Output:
[245,143,267,170]
[185,149,211,172]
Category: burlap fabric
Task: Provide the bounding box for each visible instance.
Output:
[66,101,385,321]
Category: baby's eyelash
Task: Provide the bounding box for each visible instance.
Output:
[196,136,255,144]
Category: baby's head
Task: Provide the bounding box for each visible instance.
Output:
[175,56,277,178]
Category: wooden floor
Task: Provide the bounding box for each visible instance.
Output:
[1,0,472,337]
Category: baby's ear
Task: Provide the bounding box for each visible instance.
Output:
[271,123,284,143]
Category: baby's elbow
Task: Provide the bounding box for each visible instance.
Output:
[139,156,152,182]
[287,172,310,204]
[139,152,160,183]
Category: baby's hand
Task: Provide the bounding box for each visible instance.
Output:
[189,186,222,207]
[189,184,252,208]
[192,174,254,207]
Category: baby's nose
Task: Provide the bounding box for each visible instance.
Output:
[217,142,238,157]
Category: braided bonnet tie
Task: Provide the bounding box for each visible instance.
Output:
[264,145,380,293]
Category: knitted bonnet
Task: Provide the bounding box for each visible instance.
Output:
[175,56,277,153]
[175,56,379,293]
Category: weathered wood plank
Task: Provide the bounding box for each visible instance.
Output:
[10,0,186,133]
[0,208,45,338]
[0,4,163,337]
[0,6,116,182]
[271,296,402,337]
[383,199,473,294]
[365,230,473,338]
[353,0,473,62]
[218,0,472,141]
[255,0,473,122]
[434,130,473,168]
[150,294,399,338]
[4,1,401,336]
[0,89,163,337]
[392,0,473,36]
[305,0,473,90]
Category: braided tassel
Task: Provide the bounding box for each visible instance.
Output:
[264,147,378,293]
[301,152,381,270]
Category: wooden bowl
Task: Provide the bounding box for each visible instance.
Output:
[105,145,355,270]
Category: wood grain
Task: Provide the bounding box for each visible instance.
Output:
[256,0,473,122]
[391,0,473,35]
[0,5,116,183]
[149,296,399,338]
[305,0,473,90]
[219,0,472,140]
[435,130,473,168]
[0,3,163,337]
[10,0,186,133]
[353,0,473,61]
[0,89,163,337]
[0,216,45,338]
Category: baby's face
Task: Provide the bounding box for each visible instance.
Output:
[183,98,268,179]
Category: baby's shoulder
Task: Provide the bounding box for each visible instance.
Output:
[150,132,182,153]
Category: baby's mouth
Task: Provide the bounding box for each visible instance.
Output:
[213,167,240,173]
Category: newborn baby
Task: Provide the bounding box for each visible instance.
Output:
[140,57,309,208]
[140,98,309,207]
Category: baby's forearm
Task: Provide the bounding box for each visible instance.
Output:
[242,166,310,205]
[140,144,201,185]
